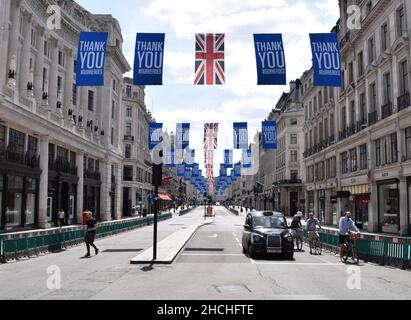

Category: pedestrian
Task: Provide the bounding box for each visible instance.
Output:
[84,211,99,258]
[58,209,65,228]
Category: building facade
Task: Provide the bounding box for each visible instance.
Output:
[0,0,132,232]
[303,0,411,235]
[121,77,153,217]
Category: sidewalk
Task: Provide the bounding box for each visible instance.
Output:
[130,207,212,264]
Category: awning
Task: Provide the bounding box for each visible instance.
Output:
[158,194,172,201]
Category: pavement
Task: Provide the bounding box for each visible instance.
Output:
[0,206,410,300]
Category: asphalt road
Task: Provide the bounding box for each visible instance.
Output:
[0,207,410,300]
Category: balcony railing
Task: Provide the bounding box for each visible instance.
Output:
[123,175,133,182]
[329,135,335,145]
[368,111,378,126]
[339,129,347,141]
[397,92,410,112]
[2,148,40,168]
[381,102,393,119]
[124,135,135,141]
[357,119,367,132]
[49,158,78,175]
[84,170,101,181]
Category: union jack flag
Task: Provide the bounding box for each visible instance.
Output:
[203,123,219,150]
[195,34,225,85]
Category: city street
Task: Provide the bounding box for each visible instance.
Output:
[0,207,410,300]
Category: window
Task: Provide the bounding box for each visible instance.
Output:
[368,36,375,63]
[290,119,298,125]
[125,144,131,159]
[56,146,69,163]
[58,50,65,67]
[44,40,50,57]
[341,152,349,175]
[341,69,345,90]
[27,136,38,159]
[0,125,5,156]
[8,129,25,154]
[406,127,411,160]
[290,134,297,145]
[72,84,77,106]
[350,101,356,126]
[366,1,372,15]
[397,7,407,37]
[42,68,47,92]
[125,124,132,136]
[375,139,381,167]
[126,106,132,118]
[391,133,398,163]
[314,96,317,114]
[324,119,329,140]
[291,151,298,163]
[48,143,55,164]
[360,93,366,124]
[57,76,62,94]
[290,170,298,180]
[88,90,94,111]
[112,79,116,91]
[370,83,377,112]
[383,73,392,104]
[400,61,409,95]
[123,166,133,181]
[73,60,77,74]
[341,107,347,130]
[112,101,115,119]
[360,144,368,170]
[31,28,37,47]
[330,114,334,138]
[111,127,114,145]
[350,148,357,172]
[381,23,389,51]
[125,85,132,98]
[358,51,364,77]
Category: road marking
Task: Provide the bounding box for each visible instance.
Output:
[254,262,343,266]
[208,234,218,239]
[181,253,244,257]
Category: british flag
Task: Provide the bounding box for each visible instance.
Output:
[203,123,219,150]
[195,34,225,85]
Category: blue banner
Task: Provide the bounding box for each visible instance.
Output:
[176,123,190,150]
[309,33,341,87]
[192,164,199,177]
[76,32,108,86]
[242,148,252,168]
[262,121,277,150]
[133,33,165,85]
[233,123,248,150]
[224,150,233,168]
[234,163,241,177]
[177,164,185,177]
[184,149,195,167]
[165,148,176,168]
[149,123,163,150]
[254,34,286,85]
[184,167,191,181]
[220,164,227,177]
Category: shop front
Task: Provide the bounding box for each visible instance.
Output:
[307,191,315,215]
[377,179,400,234]
[408,177,411,235]
[341,184,370,230]
[317,190,325,222]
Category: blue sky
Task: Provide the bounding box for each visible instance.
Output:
[76,0,339,173]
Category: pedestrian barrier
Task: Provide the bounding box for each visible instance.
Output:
[303,227,411,270]
[0,213,172,264]
[226,207,239,216]
[179,207,195,216]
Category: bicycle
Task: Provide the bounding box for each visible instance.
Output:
[291,228,304,251]
[341,232,360,264]
[308,230,322,255]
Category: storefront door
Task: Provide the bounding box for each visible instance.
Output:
[378,180,400,234]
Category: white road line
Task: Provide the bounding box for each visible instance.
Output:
[181,253,244,257]
[255,262,343,266]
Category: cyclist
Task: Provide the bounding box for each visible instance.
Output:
[306,212,322,255]
[290,211,304,247]
[339,211,360,260]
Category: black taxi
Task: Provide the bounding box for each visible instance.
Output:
[242,211,294,259]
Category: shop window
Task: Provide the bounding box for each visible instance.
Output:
[27,136,38,159]
[5,175,24,228]
[378,183,400,234]
[391,133,398,163]
[47,196,53,222]
[25,194,36,225]
[350,148,357,172]
[69,195,75,220]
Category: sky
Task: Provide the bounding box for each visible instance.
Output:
[76,0,340,175]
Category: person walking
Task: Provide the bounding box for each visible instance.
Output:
[84,212,99,258]
[58,209,65,228]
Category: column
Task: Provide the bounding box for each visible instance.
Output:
[7,0,21,88]
[76,151,84,224]
[19,12,32,95]
[115,165,122,220]
[48,38,58,111]
[368,182,379,232]
[34,26,45,103]
[324,189,332,225]
[38,135,49,229]
[314,189,319,219]
[99,160,110,221]
[399,178,408,236]
[64,49,74,123]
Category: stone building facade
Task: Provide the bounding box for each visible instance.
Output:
[0,0,134,231]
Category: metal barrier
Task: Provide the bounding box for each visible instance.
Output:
[179,207,195,216]
[0,213,172,263]
[304,227,411,270]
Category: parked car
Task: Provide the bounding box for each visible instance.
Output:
[242,211,294,260]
